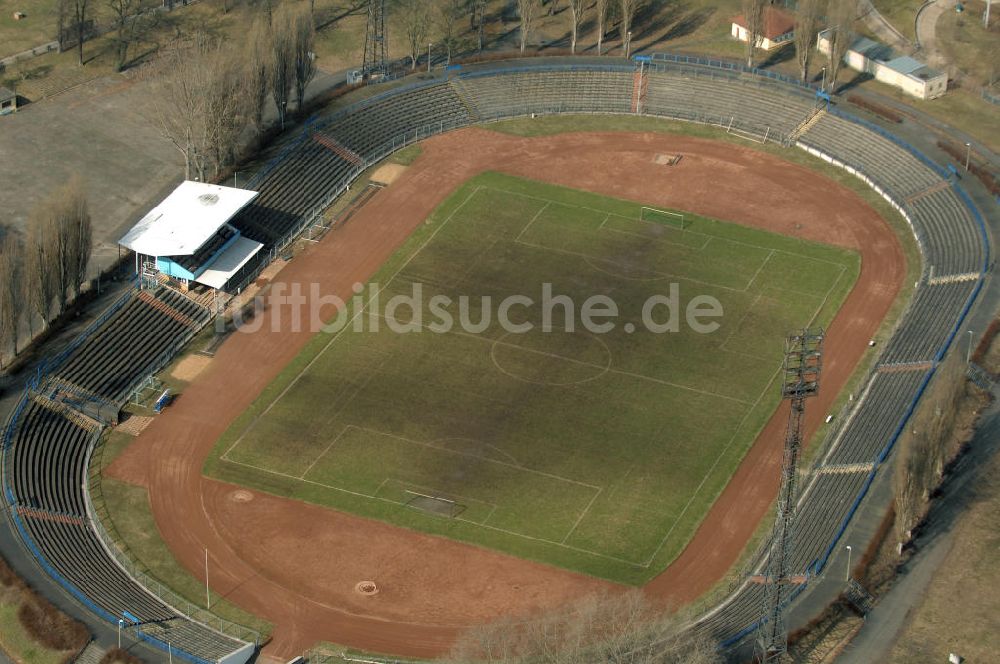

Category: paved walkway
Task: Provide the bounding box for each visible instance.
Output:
[837,399,1000,662]
[916,0,948,68]
[861,0,913,50]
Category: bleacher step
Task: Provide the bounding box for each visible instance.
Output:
[312,132,363,165]
[138,290,197,328]
[73,641,106,664]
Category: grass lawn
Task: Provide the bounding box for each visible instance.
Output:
[872,0,919,41]
[888,441,1000,662]
[205,171,859,584]
[937,0,1000,87]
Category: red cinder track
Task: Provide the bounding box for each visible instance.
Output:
[108,129,904,659]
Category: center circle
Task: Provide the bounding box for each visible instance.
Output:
[490,328,612,386]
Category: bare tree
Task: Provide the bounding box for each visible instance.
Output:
[25,212,60,327]
[794,0,821,83]
[620,0,641,58]
[892,354,966,549]
[401,0,430,70]
[106,0,149,71]
[517,0,541,53]
[826,0,857,92]
[270,11,295,129]
[567,0,585,54]
[470,0,487,52]
[203,48,251,176]
[244,17,272,132]
[154,36,252,179]
[438,0,465,65]
[595,0,608,55]
[292,8,317,111]
[154,40,210,179]
[71,0,90,66]
[0,233,22,366]
[59,176,92,301]
[56,0,69,52]
[741,0,767,67]
[447,590,720,663]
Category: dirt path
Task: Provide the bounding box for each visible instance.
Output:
[107,128,905,658]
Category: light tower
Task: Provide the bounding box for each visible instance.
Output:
[363,0,387,78]
[754,328,824,663]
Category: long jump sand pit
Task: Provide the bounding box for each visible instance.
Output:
[107,127,905,658]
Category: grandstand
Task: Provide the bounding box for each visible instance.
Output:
[119,182,265,299]
[0,58,988,661]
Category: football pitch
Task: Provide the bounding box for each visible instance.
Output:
[205,172,859,584]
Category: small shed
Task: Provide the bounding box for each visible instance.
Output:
[731,7,796,51]
[0,87,16,115]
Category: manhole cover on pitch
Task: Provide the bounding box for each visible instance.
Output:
[355,581,379,596]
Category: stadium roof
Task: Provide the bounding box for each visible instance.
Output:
[119,181,258,257]
[194,236,264,289]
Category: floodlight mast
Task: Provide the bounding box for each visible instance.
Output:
[362,0,388,79]
[753,328,824,663]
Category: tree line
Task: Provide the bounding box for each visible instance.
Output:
[446,589,720,664]
[0,177,93,369]
[153,5,316,182]
[742,0,857,91]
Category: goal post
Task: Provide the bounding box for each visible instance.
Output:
[640,206,688,229]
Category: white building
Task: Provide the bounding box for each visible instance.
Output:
[817,29,948,100]
[731,7,796,51]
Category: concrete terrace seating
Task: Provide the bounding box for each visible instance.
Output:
[321,83,469,156]
[644,70,816,140]
[822,369,929,466]
[910,188,985,276]
[17,515,243,661]
[11,402,96,515]
[233,137,358,247]
[880,281,978,364]
[2,284,239,662]
[53,289,208,403]
[455,69,633,117]
[6,411,245,661]
[799,113,943,198]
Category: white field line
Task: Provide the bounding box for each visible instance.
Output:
[561,487,604,545]
[744,249,776,291]
[482,184,852,267]
[221,186,484,460]
[222,455,646,566]
[639,258,849,566]
[515,201,551,241]
[369,312,754,406]
[223,181,857,570]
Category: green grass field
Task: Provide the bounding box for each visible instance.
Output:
[205,172,859,584]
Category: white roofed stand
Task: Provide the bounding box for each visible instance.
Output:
[119,182,263,297]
